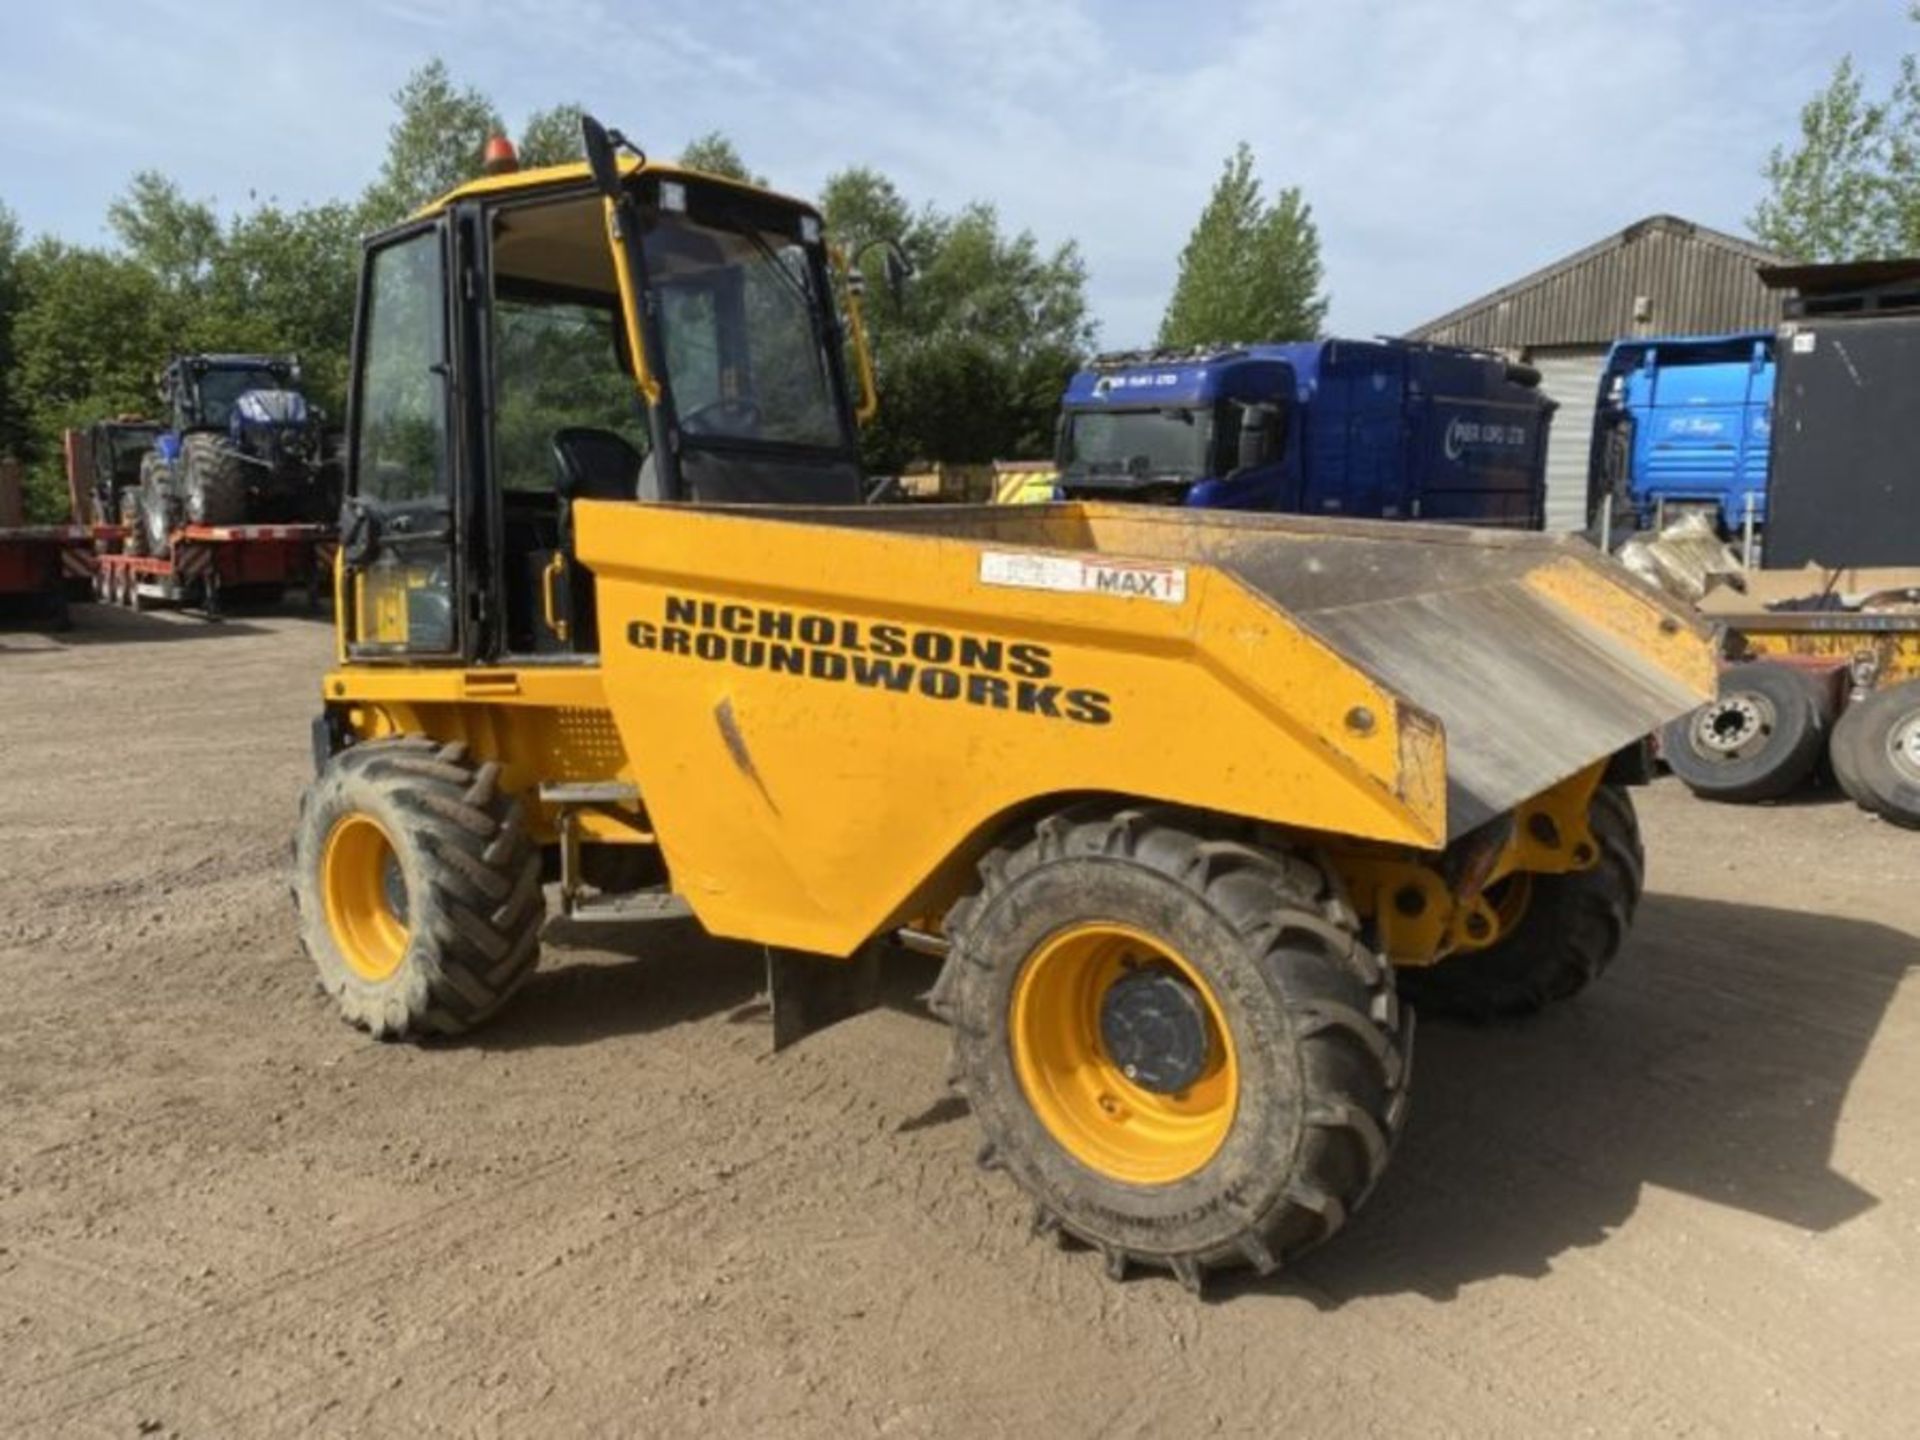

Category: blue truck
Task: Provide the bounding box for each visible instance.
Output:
[1052,339,1553,527]
[1587,331,1775,538]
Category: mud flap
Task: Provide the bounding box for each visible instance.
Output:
[766,943,882,1051]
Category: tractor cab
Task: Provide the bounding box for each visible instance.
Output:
[341,117,879,663]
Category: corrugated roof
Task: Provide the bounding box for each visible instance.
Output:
[1406,215,1790,350]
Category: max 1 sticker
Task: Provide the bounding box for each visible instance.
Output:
[978,551,1188,604]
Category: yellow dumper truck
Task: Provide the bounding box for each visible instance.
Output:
[293,118,1714,1290]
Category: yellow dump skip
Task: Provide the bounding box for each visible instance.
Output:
[578,500,1712,955]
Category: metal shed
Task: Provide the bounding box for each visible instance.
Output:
[1406,215,1788,530]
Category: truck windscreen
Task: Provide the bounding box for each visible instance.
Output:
[1065,408,1210,481]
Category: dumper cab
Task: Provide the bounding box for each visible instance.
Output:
[1055,340,1552,527]
[337,127,868,664]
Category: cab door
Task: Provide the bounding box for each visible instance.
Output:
[342,220,463,659]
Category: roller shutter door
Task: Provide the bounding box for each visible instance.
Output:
[1528,348,1605,531]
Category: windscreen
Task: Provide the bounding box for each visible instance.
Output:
[643,209,843,450]
[1064,407,1212,481]
[196,368,286,429]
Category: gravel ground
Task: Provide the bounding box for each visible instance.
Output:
[2,603,1917,1437]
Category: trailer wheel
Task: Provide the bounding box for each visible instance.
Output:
[1829,680,1920,829]
[293,737,544,1039]
[1661,661,1824,803]
[939,804,1409,1291]
[1398,785,1644,1019]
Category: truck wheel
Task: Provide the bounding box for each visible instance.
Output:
[293,737,543,1039]
[1398,785,1644,1020]
[180,434,246,525]
[1829,681,1920,829]
[1660,661,1824,803]
[940,805,1409,1291]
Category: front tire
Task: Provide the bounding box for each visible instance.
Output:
[294,737,543,1039]
[941,804,1409,1290]
[1398,785,1645,1019]
[180,433,246,525]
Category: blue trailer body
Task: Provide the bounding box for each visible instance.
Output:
[1056,339,1551,528]
[1590,331,1774,533]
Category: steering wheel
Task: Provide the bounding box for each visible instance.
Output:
[680,397,762,436]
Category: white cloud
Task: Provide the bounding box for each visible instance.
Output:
[0,0,1906,341]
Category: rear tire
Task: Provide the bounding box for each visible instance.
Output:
[294,737,544,1039]
[940,804,1409,1290]
[1398,785,1644,1019]
[1661,661,1824,803]
[1829,681,1920,829]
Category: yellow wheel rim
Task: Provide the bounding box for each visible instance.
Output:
[1010,922,1238,1186]
[321,813,410,982]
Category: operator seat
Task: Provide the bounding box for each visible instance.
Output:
[541,427,643,653]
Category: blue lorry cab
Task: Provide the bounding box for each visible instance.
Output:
[1587,331,1775,536]
[1055,339,1553,528]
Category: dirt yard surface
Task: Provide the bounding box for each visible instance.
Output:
[2,604,1918,1438]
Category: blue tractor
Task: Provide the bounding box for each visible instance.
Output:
[1053,339,1553,527]
[130,354,334,557]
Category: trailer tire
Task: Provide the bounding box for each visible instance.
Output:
[1398,785,1644,1019]
[294,737,544,1039]
[1661,661,1824,803]
[1830,681,1920,829]
[181,434,246,526]
[939,804,1409,1291]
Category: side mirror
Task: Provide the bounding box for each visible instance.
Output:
[1235,402,1282,472]
[883,246,913,310]
[581,114,624,200]
[853,238,915,313]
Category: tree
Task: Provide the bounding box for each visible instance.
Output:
[359,60,504,228]
[678,131,765,185]
[107,172,223,295]
[1158,143,1327,347]
[1752,57,1898,259]
[821,172,1094,472]
[519,103,586,168]
[0,203,25,463]
[8,240,184,516]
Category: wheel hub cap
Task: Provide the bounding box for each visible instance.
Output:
[1890,709,1920,783]
[1694,691,1770,758]
[1099,969,1210,1095]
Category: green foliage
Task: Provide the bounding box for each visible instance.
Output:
[1158,143,1327,348]
[823,175,1095,472]
[359,59,504,229]
[0,202,25,463]
[1750,14,1920,261]
[519,104,587,169]
[108,172,223,294]
[0,56,1101,513]
[1752,57,1899,259]
[678,132,765,185]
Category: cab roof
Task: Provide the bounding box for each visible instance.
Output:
[414,154,820,220]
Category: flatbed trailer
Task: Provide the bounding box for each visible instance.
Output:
[0,524,93,629]
[92,522,335,618]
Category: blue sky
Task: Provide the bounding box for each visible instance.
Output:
[0,1,1907,343]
